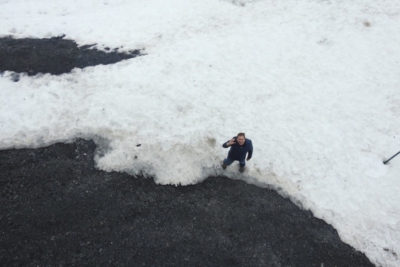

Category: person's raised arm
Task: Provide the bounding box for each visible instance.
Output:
[223,138,236,148]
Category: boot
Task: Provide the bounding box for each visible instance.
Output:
[239,166,245,173]
[221,163,227,170]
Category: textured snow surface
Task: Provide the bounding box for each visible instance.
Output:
[1,0,399,265]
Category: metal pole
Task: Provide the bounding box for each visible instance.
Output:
[383,151,400,165]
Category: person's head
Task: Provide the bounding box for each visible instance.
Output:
[237,132,246,145]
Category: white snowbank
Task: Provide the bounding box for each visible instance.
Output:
[1,0,399,265]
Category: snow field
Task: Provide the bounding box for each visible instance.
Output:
[1,0,400,265]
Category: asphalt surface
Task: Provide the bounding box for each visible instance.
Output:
[0,139,373,266]
[0,35,141,78]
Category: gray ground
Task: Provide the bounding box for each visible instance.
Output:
[0,36,140,78]
[0,139,373,266]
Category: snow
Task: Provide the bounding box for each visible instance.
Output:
[1,0,400,265]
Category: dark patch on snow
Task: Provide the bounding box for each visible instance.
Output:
[0,139,374,266]
[0,35,142,76]
[383,247,398,258]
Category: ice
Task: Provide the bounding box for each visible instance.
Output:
[1,0,400,266]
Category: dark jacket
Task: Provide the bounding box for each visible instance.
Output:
[222,137,253,161]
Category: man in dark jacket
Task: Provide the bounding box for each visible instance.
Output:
[222,132,253,173]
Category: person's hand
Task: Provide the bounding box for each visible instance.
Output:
[227,138,236,146]
[246,157,251,161]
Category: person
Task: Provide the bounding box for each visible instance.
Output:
[222,132,253,172]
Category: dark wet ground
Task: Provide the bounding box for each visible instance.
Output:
[0,36,141,78]
[0,139,373,266]
[0,36,374,266]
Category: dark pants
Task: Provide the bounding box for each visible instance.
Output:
[223,157,245,167]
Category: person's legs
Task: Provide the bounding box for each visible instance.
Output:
[224,158,235,166]
[222,157,234,169]
[239,159,246,172]
[239,159,245,167]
